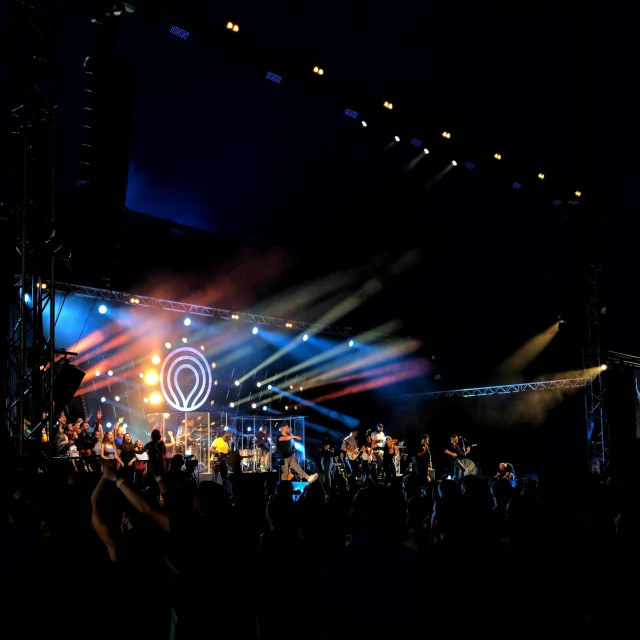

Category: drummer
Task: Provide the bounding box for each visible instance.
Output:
[255,424,271,471]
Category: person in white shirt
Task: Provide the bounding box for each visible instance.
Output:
[371,424,386,479]
[340,427,361,480]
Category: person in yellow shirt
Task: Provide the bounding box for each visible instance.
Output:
[210,431,232,480]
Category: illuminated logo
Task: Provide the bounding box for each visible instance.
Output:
[160,347,212,411]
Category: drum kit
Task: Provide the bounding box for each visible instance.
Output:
[239,439,271,473]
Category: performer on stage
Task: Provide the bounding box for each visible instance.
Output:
[382,435,398,482]
[444,434,469,481]
[317,435,335,488]
[340,426,361,480]
[255,424,271,471]
[496,462,516,486]
[210,431,233,480]
[277,424,318,483]
[415,433,432,484]
[371,423,386,479]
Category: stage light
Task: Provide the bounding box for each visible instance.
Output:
[538,173,544,180]
[214,380,218,385]
[362,121,367,127]
[231,313,239,320]
[184,317,191,326]
[344,109,358,119]
[163,413,170,418]
[494,153,502,160]
[266,71,283,83]
[263,406,267,411]
[106,422,112,428]
[267,384,272,389]
[41,283,47,289]
[257,382,261,387]
[452,160,458,166]
[383,101,393,109]
[252,327,259,335]
[129,297,140,304]
[235,380,240,386]
[226,21,239,32]
[170,25,190,40]
[145,371,159,385]
[289,385,294,389]
[200,345,205,351]
[182,337,187,343]
[114,396,120,402]
[442,131,451,139]
[139,373,144,378]
[24,294,30,303]
[299,387,304,391]
[285,322,293,328]
[98,304,107,314]
[230,402,235,408]
[101,396,106,402]
[143,397,149,403]
[165,342,171,349]
[224,425,229,431]
[285,405,289,411]
[211,362,216,368]
[513,182,521,189]
[349,340,354,347]
[108,370,113,376]
[302,334,308,341]
[149,392,162,405]
[252,403,257,409]
[465,162,475,169]
[394,136,400,142]
[95,371,101,376]
[313,66,324,75]
[424,149,429,154]
[151,355,161,365]
[575,190,582,197]
[410,138,422,147]
[601,363,608,371]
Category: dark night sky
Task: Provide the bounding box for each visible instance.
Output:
[8,1,638,423]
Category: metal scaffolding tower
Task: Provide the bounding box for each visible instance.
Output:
[4,1,59,469]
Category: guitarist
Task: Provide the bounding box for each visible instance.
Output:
[340,426,361,480]
[277,424,318,484]
[444,434,470,481]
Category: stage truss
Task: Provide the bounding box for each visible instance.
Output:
[392,377,592,401]
[56,281,353,338]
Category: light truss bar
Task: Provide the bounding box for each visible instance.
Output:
[392,377,592,400]
[56,282,353,338]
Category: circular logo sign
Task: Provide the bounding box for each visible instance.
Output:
[160,347,213,411]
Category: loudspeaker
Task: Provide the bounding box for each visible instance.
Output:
[53,362,86,409]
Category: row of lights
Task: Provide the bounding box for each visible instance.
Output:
[171,18,581,200]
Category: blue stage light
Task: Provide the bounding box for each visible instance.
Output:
[410,138,422,147]
[98,304,107,314]
[513,182,521,189]
[169,25,190,40]
[348,340,354,347]
[344,109,359,119]
[184,317,191,326]
[302,334,309,341]
[465,162,475,170]
[263,406,268,411]
[266,71,282,83]
[252,327,259,335]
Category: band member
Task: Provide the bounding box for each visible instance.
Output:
[317,435,335,488]
[255,424,271,471]
[444,434,469,481]
[340,427,361,479]
[382,436,398,482]
[415,433,432,484]
[371,424,386,479]
[210,431,233,480]
[277,424,318,483]
[361,430,373,484]
[165,430,176,457]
